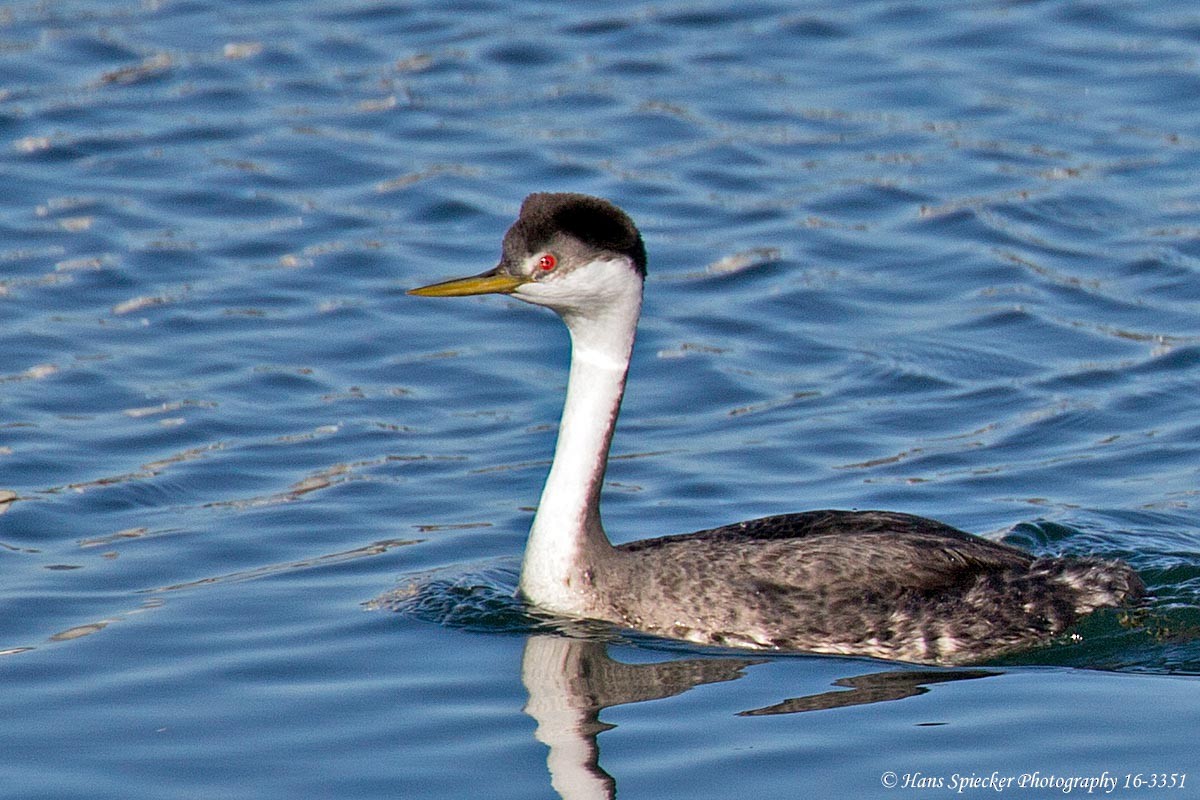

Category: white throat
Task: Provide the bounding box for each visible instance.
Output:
[516,259,643,616]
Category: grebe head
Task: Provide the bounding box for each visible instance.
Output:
[408,193,646,319]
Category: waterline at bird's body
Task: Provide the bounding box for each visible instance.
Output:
[409,192,1144,665]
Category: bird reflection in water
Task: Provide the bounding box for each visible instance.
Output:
[520,634,997,800]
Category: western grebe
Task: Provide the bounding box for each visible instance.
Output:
[409,192,1143,664]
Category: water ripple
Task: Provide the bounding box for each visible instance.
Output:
[2,1,1200,797]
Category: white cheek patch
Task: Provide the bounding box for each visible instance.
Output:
[515,258,640,314]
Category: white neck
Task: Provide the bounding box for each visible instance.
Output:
[517,261,642,616]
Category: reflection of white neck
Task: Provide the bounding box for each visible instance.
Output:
[517,261,643,617]
[521,635,614,800]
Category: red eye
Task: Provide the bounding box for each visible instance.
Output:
[537,253,557,271]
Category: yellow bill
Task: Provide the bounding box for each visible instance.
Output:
[407,269,525,297]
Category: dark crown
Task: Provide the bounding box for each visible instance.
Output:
[504,192,647,276]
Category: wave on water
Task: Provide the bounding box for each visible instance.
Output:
[366,560,615,639]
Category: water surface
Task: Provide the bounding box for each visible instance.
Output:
[2,1,1199,797]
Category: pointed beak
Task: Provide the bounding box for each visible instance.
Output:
[407,266,526,297]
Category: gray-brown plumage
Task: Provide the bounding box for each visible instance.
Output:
[410,193,1145,665]
[604,510,1142,663]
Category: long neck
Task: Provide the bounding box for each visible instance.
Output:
[519,283,641,616]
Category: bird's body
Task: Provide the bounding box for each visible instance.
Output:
[599,510,1138,663]
[409,192,1143,665]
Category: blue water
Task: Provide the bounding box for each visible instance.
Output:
[3,1,1199,797]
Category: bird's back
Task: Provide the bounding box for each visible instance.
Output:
[601,510,1143,664]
